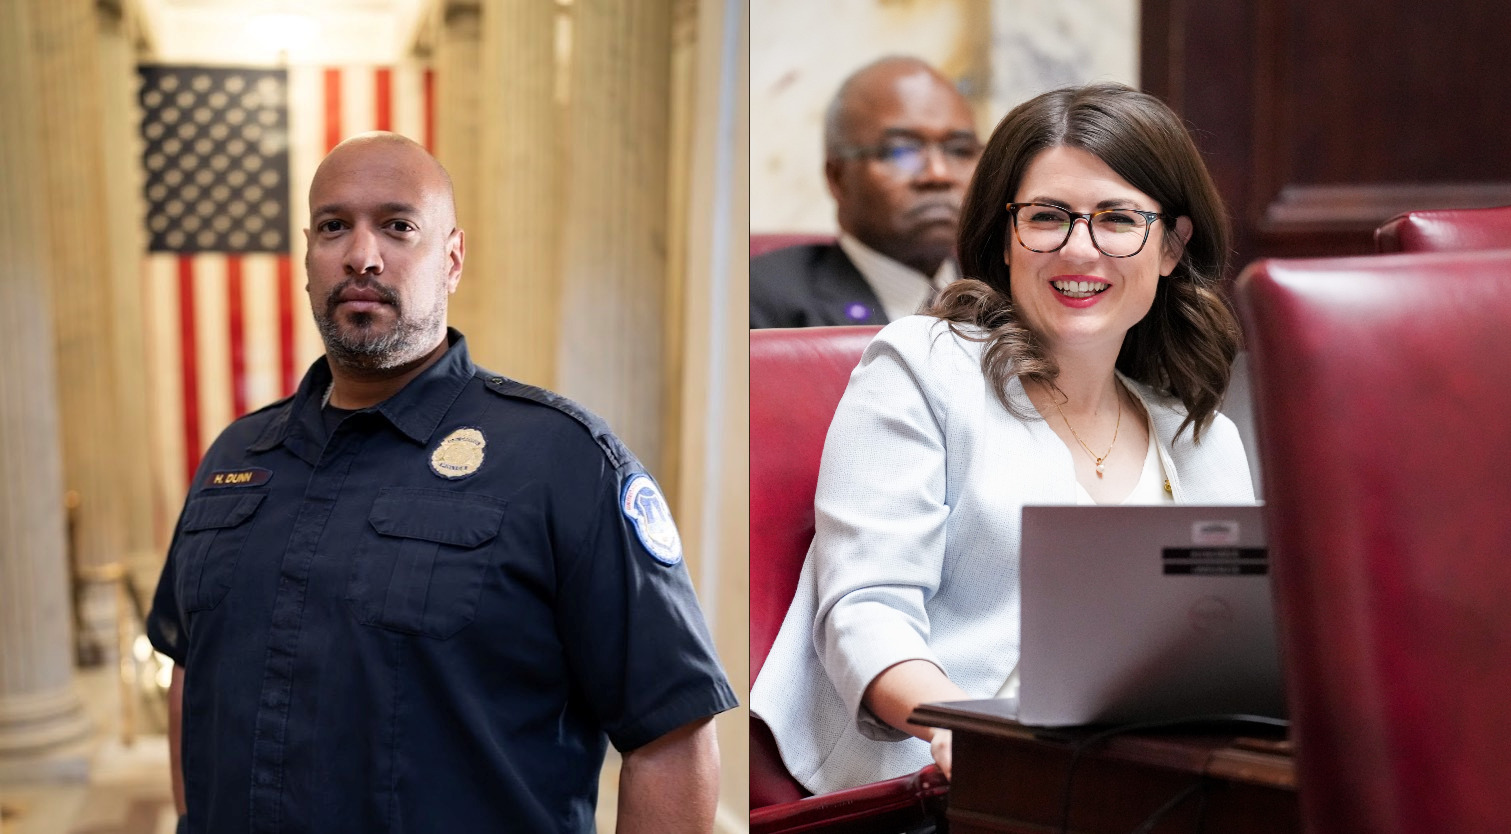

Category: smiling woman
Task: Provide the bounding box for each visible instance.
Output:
[750,82,1254,796]
[1003,146,1189,369]
[943,83,1235,443]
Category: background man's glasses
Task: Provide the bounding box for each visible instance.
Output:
[835,134,982,178]
[1006,202,1173,258]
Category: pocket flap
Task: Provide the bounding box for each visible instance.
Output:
[181,493,266,532]
[368,488,506,548]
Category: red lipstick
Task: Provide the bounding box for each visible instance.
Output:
[1049,275,1111,309]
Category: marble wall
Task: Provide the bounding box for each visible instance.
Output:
[751,0,1138,233]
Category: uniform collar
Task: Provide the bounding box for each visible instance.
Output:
[248,328,475,456]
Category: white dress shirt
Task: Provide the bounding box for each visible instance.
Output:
[837,233,958,322]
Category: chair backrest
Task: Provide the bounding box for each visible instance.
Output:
[751,232,836,258]
[749,325,878,808]
[1236,250,1511,834]
[1374,205,1511,253]
[750,325,880,681]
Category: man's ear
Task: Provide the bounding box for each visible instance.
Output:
[446,228,465,293]
[824,158,845,203]
[1160,216,1193,277]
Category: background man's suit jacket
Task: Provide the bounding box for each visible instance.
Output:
[750,243,887,328]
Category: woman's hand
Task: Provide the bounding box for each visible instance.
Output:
[929,728,953,781]
[863,660,967,782]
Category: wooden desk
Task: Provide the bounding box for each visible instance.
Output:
[912,699,1298,834]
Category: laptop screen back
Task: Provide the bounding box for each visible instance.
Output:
[1016,504,1285,727]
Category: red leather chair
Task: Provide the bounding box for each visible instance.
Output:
[751,232,836,258]
[749,325,948,833]
[1236,250,1511,834]
[1374,204,1511,253]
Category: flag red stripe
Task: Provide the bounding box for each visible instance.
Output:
[324,68,342,151]
[178,255,201,485]
[375,68,392,131]
[423,68,435,153]
[278,255,296,396]
[227,255,247,417]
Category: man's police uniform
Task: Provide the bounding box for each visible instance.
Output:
[148,329,737,833]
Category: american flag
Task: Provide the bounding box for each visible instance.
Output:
[137,64,434,533]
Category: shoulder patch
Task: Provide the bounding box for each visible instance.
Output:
[620,474,682,566]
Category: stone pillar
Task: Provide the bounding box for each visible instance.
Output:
[433,1,497,366]
[458,0,561,386]
[0,0,91,767]
[96,0,159,591]
[434,0,482,263]
[445,0,676,471]
[32,0,131,664]
[672,0,750,825]
[555,0,673,475]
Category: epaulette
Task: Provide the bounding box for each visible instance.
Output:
[477,370,638,472]
[243,393,298,453]
[245,393,295,418]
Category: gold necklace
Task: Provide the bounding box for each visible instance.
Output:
[1052,390,1122,478]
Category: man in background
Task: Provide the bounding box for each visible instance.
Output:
[751,56,981,328]
[150,132,735,833]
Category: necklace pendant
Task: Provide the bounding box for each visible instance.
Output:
[1095,461,1105,477]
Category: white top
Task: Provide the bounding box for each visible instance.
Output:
[838,232,958,322]
[1073,409,1175,506]
[750,316,1255,795]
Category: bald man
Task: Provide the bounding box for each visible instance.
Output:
[751,56,981,328]
[147,133,736,833]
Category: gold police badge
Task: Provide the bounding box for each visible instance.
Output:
[429,427,486,479]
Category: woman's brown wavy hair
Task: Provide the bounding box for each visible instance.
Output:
[932,83,1239,441]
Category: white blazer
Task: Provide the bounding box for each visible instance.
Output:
[750,316,1256,795]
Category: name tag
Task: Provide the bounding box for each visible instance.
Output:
[205,467,273,488]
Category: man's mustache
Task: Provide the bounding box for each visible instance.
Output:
[905,198,960,219]
[324,278,401,318]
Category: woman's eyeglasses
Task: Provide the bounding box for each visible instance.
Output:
[1006,202,1173,258]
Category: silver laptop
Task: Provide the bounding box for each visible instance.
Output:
[1013,504,1285,727]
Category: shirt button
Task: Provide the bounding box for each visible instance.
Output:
[490,377,503,385]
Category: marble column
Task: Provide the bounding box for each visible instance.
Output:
[457,0,561,386]
[555,0,673,476]
[96,0,159,592]
[0,0,91,765]
[31,0,131,665]
[671,0,750,825]
[433,1,499,368]
[434,0,483,270]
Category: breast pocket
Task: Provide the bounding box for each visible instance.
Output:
[175,492,266,612]
[346,487,507,639]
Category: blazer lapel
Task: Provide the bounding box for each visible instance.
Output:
[812,246,888,326]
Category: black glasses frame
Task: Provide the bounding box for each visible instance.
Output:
[1006,202,1174,259]
[833,136,983,177]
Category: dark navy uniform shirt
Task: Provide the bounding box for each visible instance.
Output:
[147,330,737,833]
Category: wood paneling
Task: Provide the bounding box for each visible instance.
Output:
[1143,0,1511,270]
